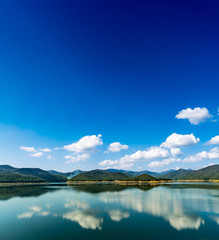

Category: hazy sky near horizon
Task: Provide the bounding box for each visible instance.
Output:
[0,0,219,172]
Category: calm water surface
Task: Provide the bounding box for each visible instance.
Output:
[0,183,219,240]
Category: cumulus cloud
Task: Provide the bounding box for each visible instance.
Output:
[20,146,37,153]
[196,147,219,159]
[99,159,119,167]
[206,135,219,145]
[107,142,128,152]
[148,158,181,168]
[65,153,90,163]
[38,148,51,152]
[175,107,212,125]
[30,152,43,158]
[99,146,169,169]
[183,147,219,162]
[170,148,182,157]
[161,133,200,148]
[63,134,103,153]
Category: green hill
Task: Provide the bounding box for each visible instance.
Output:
[161,165,219,180]
[0,172,46,183]
[0,165,17,173]
[14,168,67,182]
[48,169,84,179]
[69,170,129,181]
[126,173,157,181]
[0,165,67,183]
[160,169,191,180]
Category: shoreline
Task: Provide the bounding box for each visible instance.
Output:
[176,180,219,183]
[67,180,219,185]
[0,182,67,187]
[67,180,172,185]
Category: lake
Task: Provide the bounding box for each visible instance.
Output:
[0,182,219,240]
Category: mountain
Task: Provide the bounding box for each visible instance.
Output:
[156,169,176,177]
[126,173,156,181]
[160,169,191,179]
[13,168,67,182]
[106,169,175,177]
[160,165,219,180]
[69,170,129,181]
[106,169,159,177]
[49,170,84,179]
[0,165,17,173]
[0,165,67,182]
[0,172,46,183]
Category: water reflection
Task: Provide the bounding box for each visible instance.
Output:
[98,185,219,230]
[63,210,103,230]
[3,183,219,232]
[108,209,130,222]
[17,205,50,219]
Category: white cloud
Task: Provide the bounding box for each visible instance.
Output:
[183,147,219,162]
[65,153,90,163]
[38,148,51,152]
[47,154,53,159]
[183,155,202,163]
[30,152,43,158]
[20,146,37,153]
[99,159,119,167]
[121,147,169,161]
[161,133,200,148]
[148,158,181,168]
[175,107,212,125]
[196,147,219,159]
[99,146,169,169]
[107,142,128,152]
[170,148,182,157]
[63,134,103,153]
[206,135,219,145]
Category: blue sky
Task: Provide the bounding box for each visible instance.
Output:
[0,0,219,172]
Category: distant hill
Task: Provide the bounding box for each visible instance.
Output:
[0,165,67,182]
[106,168,176,177]
[161,165,219,180]
[69,170,129,181]
[48,169,84,179]
[126,173,156,181]
[0,165,17,173]
[160,169,191,180]
[14,168,66,182]
[1,164,218,183]
[0,172,45,183]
